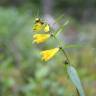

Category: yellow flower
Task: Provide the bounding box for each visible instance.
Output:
[32,22,44,32]
[33,34,50,44]
[40,48,59,61]
[32,18,44,32]
[32,18,50,32]
[44,24,50,32]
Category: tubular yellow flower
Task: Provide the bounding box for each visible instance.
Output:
[33,34,50,44]
[40,48,59,61]
[44,24,50,32]
[32,22,43,32]
[33,18,50,32]
[33,18,44,32]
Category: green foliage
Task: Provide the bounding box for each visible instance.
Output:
[67,65,85,96]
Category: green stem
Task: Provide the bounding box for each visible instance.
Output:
[51,34,70,65]
[60,47,70,64]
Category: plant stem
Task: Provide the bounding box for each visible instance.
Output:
[60,47,70,64]
[52,34,70,65]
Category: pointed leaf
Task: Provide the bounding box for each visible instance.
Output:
[67,65,85,96]
[55,20,69,36]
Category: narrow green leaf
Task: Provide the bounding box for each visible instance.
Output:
[53,14,64,25]
[55,28,63,36]
[54,20,69,36]
[63,20,69,26]
[67,65,85,96]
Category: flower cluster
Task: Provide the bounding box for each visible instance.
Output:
[32,18,59,61]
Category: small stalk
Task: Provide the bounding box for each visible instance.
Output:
[50,33,70,65]
[60,47,70,65]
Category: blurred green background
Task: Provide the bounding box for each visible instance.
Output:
[0,0,96,96]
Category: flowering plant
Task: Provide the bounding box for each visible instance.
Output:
[32,17,85,96]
